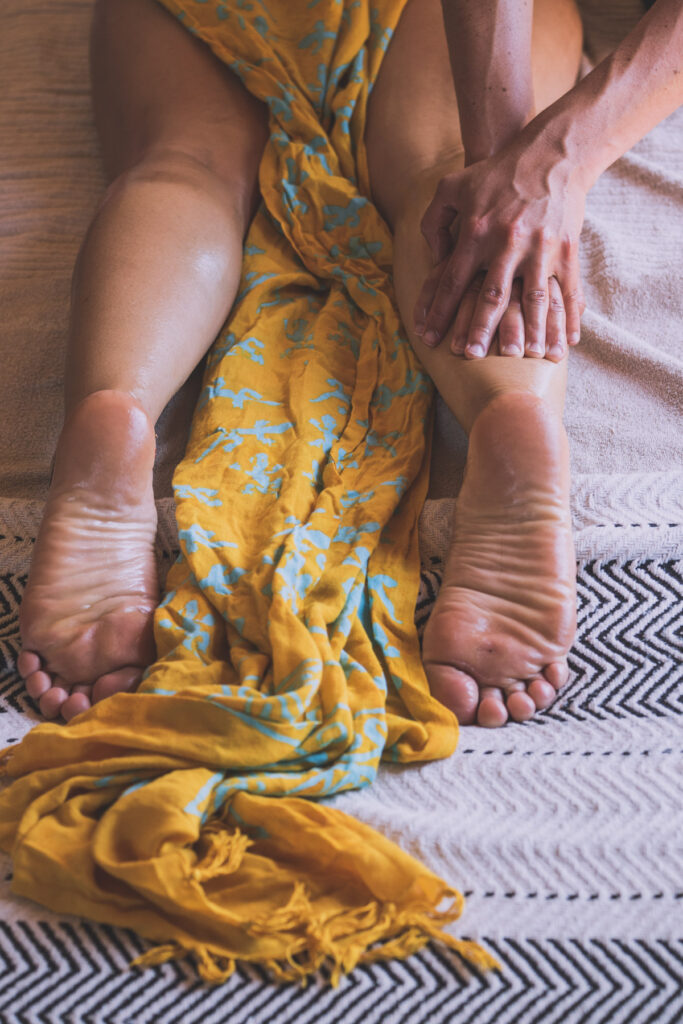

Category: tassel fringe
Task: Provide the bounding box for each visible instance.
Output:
[131,880,500,986]
[189,824,253,882]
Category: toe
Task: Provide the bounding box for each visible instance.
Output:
[506,690,536,722]
[92,666,143,703]
[543,661,569,690]
[39,687,70,719]
[62,691,92,721]
[425,663,479,725]
[528,677,557,710]
[25,670,52,700]
[18,650,42,678]
[478,688,508,728]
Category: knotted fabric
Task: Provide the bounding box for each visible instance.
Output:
[0,0,497,983]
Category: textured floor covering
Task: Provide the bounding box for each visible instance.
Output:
[1,495,681,1023]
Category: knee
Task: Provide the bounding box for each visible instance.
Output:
[386,147,465,234]
[76,147,250,294]
[100,145,258,235]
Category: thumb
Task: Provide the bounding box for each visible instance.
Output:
[420,177,458,262]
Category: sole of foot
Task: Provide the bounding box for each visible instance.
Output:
[18,389,159,722]
[423,390,576,727]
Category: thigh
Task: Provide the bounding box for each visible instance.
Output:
[90,0,268,201]
[366,0,583,228]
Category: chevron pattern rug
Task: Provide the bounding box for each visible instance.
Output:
[0,488,681,1024]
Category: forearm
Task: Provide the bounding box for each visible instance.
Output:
[441,0,534,164]
[526,0,683,190]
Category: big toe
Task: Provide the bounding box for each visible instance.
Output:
[92,666,143,703]
[425,663,479,725]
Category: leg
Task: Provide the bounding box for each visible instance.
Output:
[18,0,267,721]
[366,0,582,726]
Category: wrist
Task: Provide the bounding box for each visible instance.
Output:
[520,108,595,195]
[462,97,535,168]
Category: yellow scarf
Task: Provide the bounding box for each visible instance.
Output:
[0,0,498,984]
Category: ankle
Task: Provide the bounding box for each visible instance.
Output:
[476,387,557,420]
[53,389,156,497]
[64,388,157,429]
[456,365,565,433]
[468,389,564,443]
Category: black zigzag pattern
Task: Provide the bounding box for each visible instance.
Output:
[2,559,681,722]
[0,923,681,1024]
[0,572,25,716]
[558,559,682,722]
[415,559,682,724]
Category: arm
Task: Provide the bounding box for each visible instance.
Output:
[417,0,683,357]
[442,0,534,166]
[533,0,683,190]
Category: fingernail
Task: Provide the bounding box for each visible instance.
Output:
[501,343,521,355]
[568,332,580,345]
[548,342,564,358]
[423,329,440,346]
[414,322,425,336]
[467,343,486,357]
[528,342,543,355]
[451,337,466,354]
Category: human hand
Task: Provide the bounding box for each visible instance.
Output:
[414,141,587,359]
[450,274,570,362]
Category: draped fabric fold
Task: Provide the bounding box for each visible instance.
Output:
[0,0,498,983]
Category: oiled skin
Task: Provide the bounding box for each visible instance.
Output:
[18,0,582,724]
[421,393,574,726]
[18,392,159,720]
[366,0,581,725]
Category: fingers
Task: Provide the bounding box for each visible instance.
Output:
[449,273,485,355]
[458,275,562,361]
[523,253,551,357]
[462,260,516,358]
[436,272,579,363]
[558,245,584,347]
[414,259,446,339]
[545,276,567,362]
[422,250,479,347]
[420,257,477,347]
[417,229,479,346]
[497,278,524,356]
[420,177,459,264]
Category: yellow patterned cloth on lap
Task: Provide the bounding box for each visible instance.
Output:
[0,0,497,983]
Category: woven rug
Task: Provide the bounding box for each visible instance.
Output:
[1,481,681,1024]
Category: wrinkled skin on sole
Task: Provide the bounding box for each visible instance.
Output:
[18,390,159,722]
[423,391,576,727]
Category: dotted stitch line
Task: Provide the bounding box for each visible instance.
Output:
[463,890,682,902]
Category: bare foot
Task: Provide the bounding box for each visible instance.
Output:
[423,391,576,727]
[17,390,159,721]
